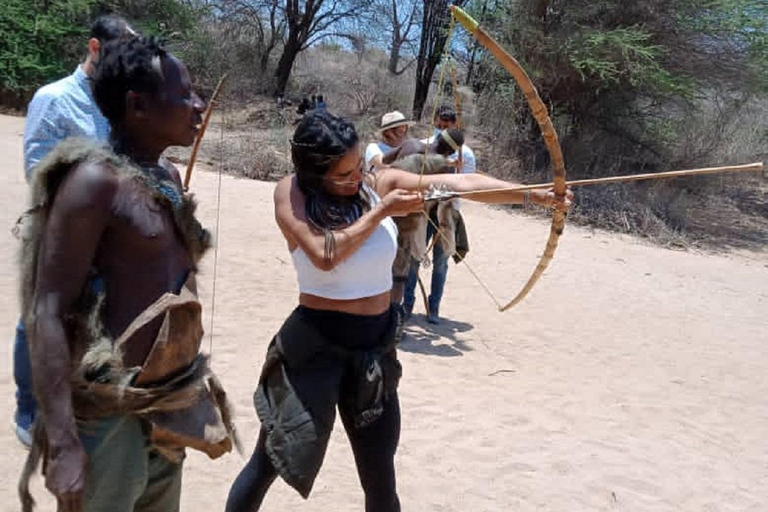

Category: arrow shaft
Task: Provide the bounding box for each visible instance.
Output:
[453,162,764,200]
[184,74,228,191]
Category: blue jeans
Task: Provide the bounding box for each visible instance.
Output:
[14,319,37,425]
[403,222,449,317]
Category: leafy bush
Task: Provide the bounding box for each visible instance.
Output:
[0,0,205,104]
[0,0,96,96]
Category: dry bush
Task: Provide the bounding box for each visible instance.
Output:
[216,113,294,181]
[290,46,415,120]
[471,84,767,250]
[176,21,278,102]
[165,106,294,183]
[223,136,293,181]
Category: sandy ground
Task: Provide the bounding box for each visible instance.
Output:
[0,113,767,511]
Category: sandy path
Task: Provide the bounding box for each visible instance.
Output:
[0,114,766,511]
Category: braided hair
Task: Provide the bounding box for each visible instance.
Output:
[291,110,372,231]
[92,36,167,130]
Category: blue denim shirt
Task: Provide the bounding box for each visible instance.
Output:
[23,66,110,181]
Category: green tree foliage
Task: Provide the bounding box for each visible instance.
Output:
[95,0,202,40]
[470,0,767,174]
[0,0,205,102]
[97,0,213,88]
[0,0,97,94]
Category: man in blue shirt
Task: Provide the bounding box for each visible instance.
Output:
[15,14,135,447]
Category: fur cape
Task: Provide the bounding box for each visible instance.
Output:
[16,137,211,374]
[392,153,460,259]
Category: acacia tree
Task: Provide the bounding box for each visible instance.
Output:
[463,0,495,84]
[411,0,467,120]
[380,0,421,75]
[273,0,368,95]
[0,0,202,105]
[340,0,420,75]
[0,0,94,99]
[218,0,286,73]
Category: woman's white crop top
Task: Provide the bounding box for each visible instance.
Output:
[290,187,398,300]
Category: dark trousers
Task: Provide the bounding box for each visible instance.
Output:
[226,307,402,512]
[226,393,400,512]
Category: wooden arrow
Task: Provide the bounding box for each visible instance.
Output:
[438,162,764,201]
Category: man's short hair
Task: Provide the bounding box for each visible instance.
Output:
[435,104,457,122]
[89,14,135,44]
[93,36,167,127]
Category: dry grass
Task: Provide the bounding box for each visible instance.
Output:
[472,85,767,252]
[166,100,294,183]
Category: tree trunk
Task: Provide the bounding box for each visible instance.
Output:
[274,40,302,96]
[465,0,491,85]
[412,0,459,120]
[465,41,479,85]
[387,0,402,74]
[388,41,402,74]
[412,73,432,120]
[260,50,271,73]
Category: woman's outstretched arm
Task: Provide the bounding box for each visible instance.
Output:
[372,167,572,211]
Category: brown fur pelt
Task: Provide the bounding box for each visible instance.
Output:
[391,153,459,260]
[16,137,212,371]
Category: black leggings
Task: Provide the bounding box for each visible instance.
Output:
[225,307,402,512]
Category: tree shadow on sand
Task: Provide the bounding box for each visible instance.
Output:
[397,314,475,357]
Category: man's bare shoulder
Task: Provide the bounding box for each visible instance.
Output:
[56,160,121,212]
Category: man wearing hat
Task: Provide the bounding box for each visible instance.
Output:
[364,110,415,170]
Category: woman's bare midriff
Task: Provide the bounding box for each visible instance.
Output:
[299,290,391,316]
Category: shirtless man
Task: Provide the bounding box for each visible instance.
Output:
[22,36,232,512]
[14,14,135,447]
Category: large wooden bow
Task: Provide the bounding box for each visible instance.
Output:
[450,6,567,312]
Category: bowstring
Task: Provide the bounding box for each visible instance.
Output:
[416,12,454,257]
[208,92,226,357]
[450,59,463,129]
[418,9,503,310]
[418,14,455,189]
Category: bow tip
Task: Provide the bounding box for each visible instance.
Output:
[450,5,479,32]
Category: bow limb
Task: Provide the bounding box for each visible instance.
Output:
[184,73,228,191]
[451,6,567,312]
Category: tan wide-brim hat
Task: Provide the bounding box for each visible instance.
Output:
[377,110,416,136]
